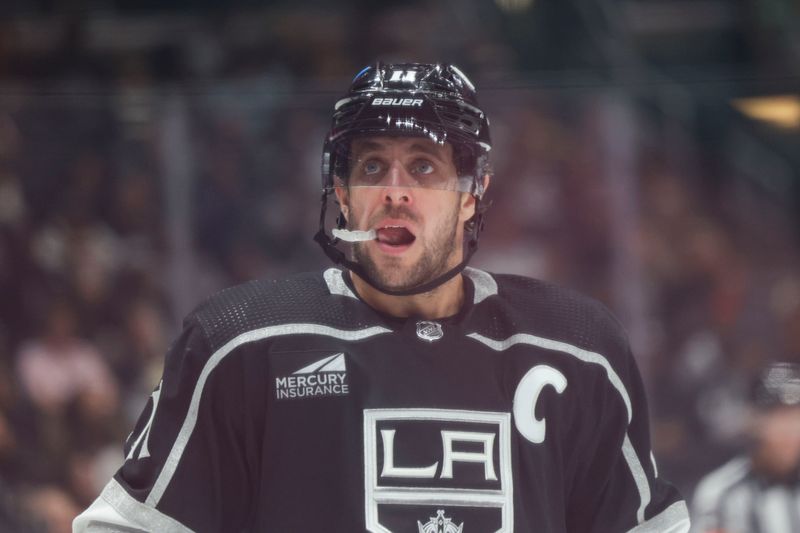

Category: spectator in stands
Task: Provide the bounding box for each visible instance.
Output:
[16,298,117,417]
[14,297,122,507]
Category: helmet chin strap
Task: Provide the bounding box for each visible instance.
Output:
[314,193,483,297]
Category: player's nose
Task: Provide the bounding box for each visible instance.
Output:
[382,160,414,204]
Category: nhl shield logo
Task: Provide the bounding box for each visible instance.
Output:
[418,510,463,533]
[416,321,444,342]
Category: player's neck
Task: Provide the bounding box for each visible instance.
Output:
[350,271,465,320]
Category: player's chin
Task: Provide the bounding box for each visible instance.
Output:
[369,256,424,287]
[374,272,423,293]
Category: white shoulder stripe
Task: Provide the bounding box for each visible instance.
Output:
[626,500,690,533]
[74,478,194,532]
[146,323,391,507]
[623,433,651,523]
[466,332,632,421]
[463,267,498,304]
[324,268,358,299]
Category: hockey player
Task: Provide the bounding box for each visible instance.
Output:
[74,63,689,532]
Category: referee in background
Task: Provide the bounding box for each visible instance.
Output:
[692,362,800,533]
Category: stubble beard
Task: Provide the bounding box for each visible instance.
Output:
[351,203,461,292]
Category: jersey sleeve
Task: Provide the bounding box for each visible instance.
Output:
[74,316,258,533]
[567,339,690,533]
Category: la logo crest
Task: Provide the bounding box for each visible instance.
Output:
[363,408,513,533]
[362,365,570,531]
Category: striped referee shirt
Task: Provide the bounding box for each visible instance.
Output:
[692,456,800,533]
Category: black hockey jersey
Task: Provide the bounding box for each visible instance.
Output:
[82,268,689,532]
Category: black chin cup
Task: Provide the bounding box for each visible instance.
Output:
[314,191,484,297]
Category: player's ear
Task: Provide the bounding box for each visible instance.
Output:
[334,186,350,223]
[459,174,491,222]
[459,192,476,223]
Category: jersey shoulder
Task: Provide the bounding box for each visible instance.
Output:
[187,269,368,352]
[476,271,630,359]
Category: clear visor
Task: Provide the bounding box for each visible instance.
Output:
[327,140,474,193]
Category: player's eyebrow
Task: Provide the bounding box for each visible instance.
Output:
[350,139,449,161]
[350,139,384,156]
[406,141,447,160]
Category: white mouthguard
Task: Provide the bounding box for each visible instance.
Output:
[332,228,377,242]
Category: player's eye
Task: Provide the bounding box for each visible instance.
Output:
[410,159,435,175]
[351,158,385,185]
[363,159,383,175]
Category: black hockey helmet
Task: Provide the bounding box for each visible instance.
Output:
[322,62,492,197]
[314,62,493,297]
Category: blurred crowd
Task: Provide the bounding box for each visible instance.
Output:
[0,93,172,531]
[0,3,799,532]
[0,66,338,530]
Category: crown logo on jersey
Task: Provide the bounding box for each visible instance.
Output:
[417,510,463,533]
[416,321,444,342]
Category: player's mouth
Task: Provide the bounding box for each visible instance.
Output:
[374,221,416,254]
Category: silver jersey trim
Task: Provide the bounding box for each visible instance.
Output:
[463,267,498,304]
[467,332,632,421]
[325,267,497,304]
[90,478,194,533]
[622,433,651,523]
[324,268,358,299]
[626,500,690,533]
[147,323,391,506]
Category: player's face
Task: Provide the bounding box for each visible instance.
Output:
[334,136,478,291]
